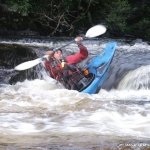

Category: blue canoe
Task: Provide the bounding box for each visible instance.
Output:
[80,41,117,94]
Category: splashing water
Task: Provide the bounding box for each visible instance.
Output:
[118,65,150,90]
[0,38,150,149]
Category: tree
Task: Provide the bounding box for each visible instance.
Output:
[104,0,131,36]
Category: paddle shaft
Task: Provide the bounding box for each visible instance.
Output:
[53,40,74,51]
[14,25,106,71]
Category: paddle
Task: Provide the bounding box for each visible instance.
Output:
[14,25,106,71]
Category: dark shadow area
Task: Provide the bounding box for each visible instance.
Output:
[0,43,38,84]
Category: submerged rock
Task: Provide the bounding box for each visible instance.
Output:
[0,43,38,84]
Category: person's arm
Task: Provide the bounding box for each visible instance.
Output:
[66,36,88,64]
[77,42,88,58]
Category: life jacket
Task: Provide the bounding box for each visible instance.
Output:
[45,57,94,91]
[45,58,64,81]
[45,58,82,86]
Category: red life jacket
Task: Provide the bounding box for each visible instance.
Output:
[44,58,92,91]
[44,58,63,80]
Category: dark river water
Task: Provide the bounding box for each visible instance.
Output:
[0,37,150,150]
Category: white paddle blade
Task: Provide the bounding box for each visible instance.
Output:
[14,58,42,71]
[85,25,106,38]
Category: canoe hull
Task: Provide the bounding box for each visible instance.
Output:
[81,42,117,94]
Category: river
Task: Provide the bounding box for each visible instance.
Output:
[0,37,150,150]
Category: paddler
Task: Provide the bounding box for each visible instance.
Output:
[44,36,89,88]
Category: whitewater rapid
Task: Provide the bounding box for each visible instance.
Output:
[0,38,150,149]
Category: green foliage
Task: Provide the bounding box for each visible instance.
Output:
[0,0,150,40]
[127,1,150,40]
[5,0,31,16]
[131,18,150,40]
[105,0,131,35]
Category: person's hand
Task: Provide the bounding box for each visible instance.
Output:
[75,36,83,43]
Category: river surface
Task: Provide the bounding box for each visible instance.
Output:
[0,37,150,150]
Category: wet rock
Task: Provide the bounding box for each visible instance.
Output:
[0,43,38,84]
